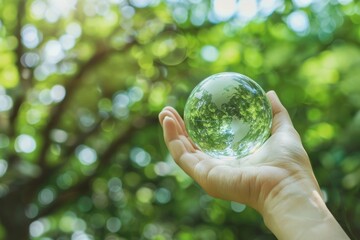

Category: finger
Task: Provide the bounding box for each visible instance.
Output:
[163,106,188,137]
[177,152,202,179]
[162,116,188,158]
[159,109,183,136]
[160,107,198,150]
[266,91,294,133]
[162,116,202,177]
[162,115,196,156]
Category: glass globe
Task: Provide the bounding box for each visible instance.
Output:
[184,72,272,159]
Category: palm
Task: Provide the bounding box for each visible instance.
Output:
[159,93,320,211]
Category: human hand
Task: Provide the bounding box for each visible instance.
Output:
[159,90,349,239]
[159,90,320,212]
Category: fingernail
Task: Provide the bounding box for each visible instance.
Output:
[268,90,279,99]
[164,116,171,122]
[160,116,169,125]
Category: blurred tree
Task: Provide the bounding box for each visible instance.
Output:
[0,0,359,239]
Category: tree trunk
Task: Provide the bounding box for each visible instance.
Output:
[0,189,31,240]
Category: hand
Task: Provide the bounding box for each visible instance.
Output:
[159,90,350,240]
[159,90,320,212]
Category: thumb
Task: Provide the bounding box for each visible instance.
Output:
[266,91,294,134]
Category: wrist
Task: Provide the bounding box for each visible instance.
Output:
[261,180,349,240]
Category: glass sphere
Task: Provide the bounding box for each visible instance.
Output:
[184,72,272,159]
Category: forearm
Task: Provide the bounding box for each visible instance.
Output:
[262,188,349,240]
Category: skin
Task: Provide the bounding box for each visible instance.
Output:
[159,90,349,240]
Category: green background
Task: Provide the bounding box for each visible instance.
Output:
[0,0,359,239]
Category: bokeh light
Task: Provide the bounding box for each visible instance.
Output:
[212,0,237,22]
[38,188,56,205]
[130,147,151,167]
[201,45,219,62]
[76,145,98,165]
[237,0,258,23]
[15,134,37,153]
[43,40,65,64]
[0,159,8,177]
[29,220,46,238]
[0,92,13,112]
[50,85,66,102]
[106,217,122,233]
[287,10,310,34]
[293,0,313,8]
[21,24,42,49]
[21,52,40,68]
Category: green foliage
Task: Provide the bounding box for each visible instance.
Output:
[0,0,359,239]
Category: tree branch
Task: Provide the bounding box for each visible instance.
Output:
[37,48,111,168]
[36,116,158,218]
[8,0,28,138]
[37,38,137,169]
[22,117,105,203]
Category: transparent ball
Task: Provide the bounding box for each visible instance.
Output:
[184,72,272,159]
